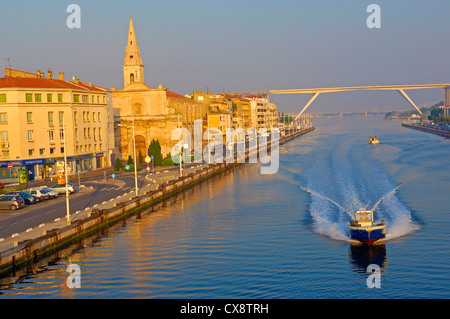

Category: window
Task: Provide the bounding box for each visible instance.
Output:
[73,94,80,103]
[58,94,63,102]
[97,96,100,104]
[27,130,34,141]
[98,127,102,141]
[29,149,34,156]
[0,112,7,124]
[88,127,91,138]
[27,112,33,123]
[59,129,64,142]
[87,112,90,122]
[82,95,88,103]
[47,94,52,102]
[1,131,8,142]
[75,128,78,142]
[93,128,97,141]
[98,112,101,122]
[83,111,86,122]
[0,94,6,102]
[59,111,64,126]
[35,94,41,102]
[26,93,32,102]
[48,112,54,126]
[84,128,87,138]
[50,147,55,154]
[92,96,95,103]
[39,148,45,155]
[74,111,78,125]
[60,147,65,154]
[48,130,55,144]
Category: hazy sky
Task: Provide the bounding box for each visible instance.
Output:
[2,0,450,113]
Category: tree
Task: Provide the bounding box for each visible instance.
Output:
[429,108,443,122]
[127,155,134,165]
[147,139,163,166]
[114,158,123,171]
[138,150,144,165]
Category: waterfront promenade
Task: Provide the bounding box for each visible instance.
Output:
[402,123,450,138]
[0,127,314,277]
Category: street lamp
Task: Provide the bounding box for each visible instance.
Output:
[118,116,139,197]
[44,121,70,225]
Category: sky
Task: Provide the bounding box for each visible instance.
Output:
[2,0,450,113]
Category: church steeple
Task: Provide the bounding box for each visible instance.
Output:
[123,18,144,88]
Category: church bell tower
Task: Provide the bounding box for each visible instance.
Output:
[123,18,144,88]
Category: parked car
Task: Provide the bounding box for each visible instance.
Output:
[39,187,59,199]
[25,189,50,201]
[49,183,77,194]
[0,194,25,211]
[29,194,43,203]
[4,191,37,205]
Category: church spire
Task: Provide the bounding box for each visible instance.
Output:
[123,18,144,88]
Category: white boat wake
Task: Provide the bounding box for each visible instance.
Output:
[298,183,420,242]
[368,184,402,212]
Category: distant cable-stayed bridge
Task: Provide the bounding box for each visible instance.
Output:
[224,83,450,120]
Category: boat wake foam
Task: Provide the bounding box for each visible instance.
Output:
[298,182,420,243]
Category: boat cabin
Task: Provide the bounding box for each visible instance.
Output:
[354,210,374,227]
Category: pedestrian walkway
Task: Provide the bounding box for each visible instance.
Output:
[0,163,210,253]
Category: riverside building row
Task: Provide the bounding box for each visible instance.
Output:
[0,68,113,184]
[0,18,278,185]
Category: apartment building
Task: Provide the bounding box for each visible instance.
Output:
[0,68,113,183]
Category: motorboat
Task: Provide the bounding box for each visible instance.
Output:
[348,210,386,246]
[368,136,379,144]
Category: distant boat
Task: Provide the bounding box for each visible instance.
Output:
[368,136,379,144]
[348,210,386,246]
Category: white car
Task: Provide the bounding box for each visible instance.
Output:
[26,189,51,200]
[50,183,76,194]
[37,187,59,199]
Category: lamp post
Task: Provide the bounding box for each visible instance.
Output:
[62,120,70,224]
[118,116,138,197]
[44,123,70,224]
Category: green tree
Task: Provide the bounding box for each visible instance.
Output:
[232,102,237,116]
[113,158,123,171]
[127,155,134,165]
[147,139,163,166]
[138,150,144,165]
[429,108,443,122]
[161,153,176,166]
[124,164,142,172]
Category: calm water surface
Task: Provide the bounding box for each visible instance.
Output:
[1,116,449,298]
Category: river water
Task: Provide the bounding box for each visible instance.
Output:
[1,116,449,299]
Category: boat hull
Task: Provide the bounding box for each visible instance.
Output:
[348,224,386,246]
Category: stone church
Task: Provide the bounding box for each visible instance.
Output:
[113,18,208,162]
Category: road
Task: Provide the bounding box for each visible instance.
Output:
[0,163,205,239]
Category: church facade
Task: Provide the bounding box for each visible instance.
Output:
[113,18,208,162]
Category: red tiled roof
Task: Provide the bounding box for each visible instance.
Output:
[166,90,189,99]
[0,77,106,92]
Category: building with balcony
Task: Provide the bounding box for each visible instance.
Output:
[0,68,113,183]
